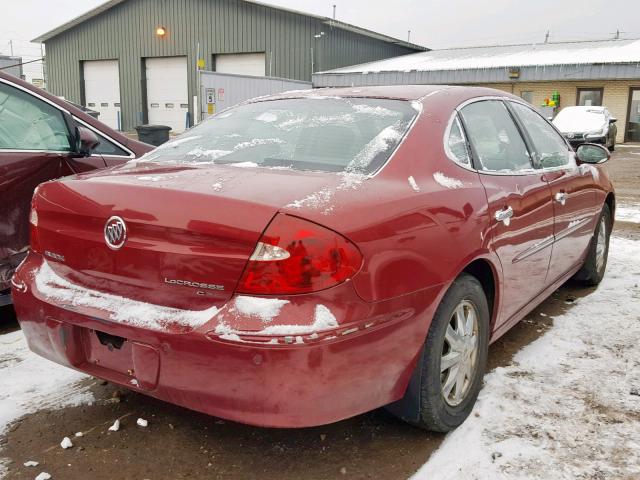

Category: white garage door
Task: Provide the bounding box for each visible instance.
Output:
[83,60,121,130]
[145,56,188,133]
[216,53,266,77]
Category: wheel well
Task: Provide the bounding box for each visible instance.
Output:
[605,193,615,226]
[462,259,497,326]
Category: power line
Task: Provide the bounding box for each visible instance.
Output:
[0,57,44,71]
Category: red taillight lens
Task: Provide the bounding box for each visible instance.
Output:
[238,214,362,295]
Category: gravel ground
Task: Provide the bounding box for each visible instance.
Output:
[1,144,639,480]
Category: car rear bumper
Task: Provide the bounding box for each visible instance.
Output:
[11,253,441,428]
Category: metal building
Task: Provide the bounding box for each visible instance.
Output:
[33,0,425,133]
[313,39,640,143]
[0,56,23,79]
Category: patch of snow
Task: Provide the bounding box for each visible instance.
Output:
[615,204,640,224]
[230,162,259,168]
[60,437,73,449]
[186,147,232,161]
[348,125,403,172]
[74,431,83,437]
[136,176,162,182]
[411,100,424,114]
[433,172,464,189]
[23,461,39,467]
[413,236,640,480]
[130,378,139,387]
[234,296,290,323]
[212,182,223,192]
[35,473,51,480]
[256,112,278,123]
[325,39,640,73]
[108,419,120,432]
[0,329,92,437]
[257,304,338,336]
[408,176,421,192]
[136,418,148,427]
[351,104,400,117]
[285,172,366,214]
[34,261,219,332]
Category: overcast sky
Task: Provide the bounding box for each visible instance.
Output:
[2,0,640,80]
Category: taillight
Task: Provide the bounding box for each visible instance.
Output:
[238,214,362,295]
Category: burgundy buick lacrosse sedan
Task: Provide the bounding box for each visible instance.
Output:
[12,86,614,432]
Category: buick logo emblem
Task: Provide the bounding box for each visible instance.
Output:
[566,133,575,139]
[104,216,127,250]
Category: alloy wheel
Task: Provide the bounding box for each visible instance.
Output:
[440,300,479,407]
[596,215,607,272]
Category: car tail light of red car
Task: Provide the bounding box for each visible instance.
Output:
[237,214,362,295]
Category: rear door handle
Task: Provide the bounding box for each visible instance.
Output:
[555,192,568,205]
[495,206,514,225]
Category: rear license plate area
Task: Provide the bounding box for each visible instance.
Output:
[86,329,134,376]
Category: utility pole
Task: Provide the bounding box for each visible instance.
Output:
[9,40,13,56]
[544,30,550,43]
[333,4,336,19]
[408,30,411,42]
[41,43,47,88]
[615,29,620,39]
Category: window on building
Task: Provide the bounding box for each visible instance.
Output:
[577,88,604,107]
[459,100,533,172]
[520,91,534,105]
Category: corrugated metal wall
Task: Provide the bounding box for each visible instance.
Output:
[45,0,416,131]
[199,70,311,119]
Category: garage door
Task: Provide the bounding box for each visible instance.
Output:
[83,60,121,130]
[145,56,188,133]
[215,53,266,77]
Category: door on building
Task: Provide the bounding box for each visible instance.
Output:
[626,88,640,142]
[215,53,266,77]
[83,60,121,130]
[145,56,189,133]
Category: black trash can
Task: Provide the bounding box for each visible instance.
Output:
[135,124,172,146]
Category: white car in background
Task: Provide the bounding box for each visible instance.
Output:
[552,106,617,151]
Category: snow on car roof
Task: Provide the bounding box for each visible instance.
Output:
[322,38,640,74]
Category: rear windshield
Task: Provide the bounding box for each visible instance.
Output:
[139,98,418,174]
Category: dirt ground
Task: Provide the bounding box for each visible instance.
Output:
[1,144,639,480]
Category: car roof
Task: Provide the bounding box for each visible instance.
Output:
[562,106,606,112]
[248,85,521,104]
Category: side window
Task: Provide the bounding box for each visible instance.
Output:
[91,130,129,156]
[0,81,71,151]
[510,102,572,169]
[447,115,471,166]
[459,100,533,172]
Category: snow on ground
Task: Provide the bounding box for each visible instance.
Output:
[615,204,640,224]
[0,331,93,476]
[413,236,640,480]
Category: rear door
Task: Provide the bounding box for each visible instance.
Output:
[459,99,554,326]
[508,101,597,284]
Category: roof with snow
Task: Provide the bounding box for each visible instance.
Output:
[313,38,640,87]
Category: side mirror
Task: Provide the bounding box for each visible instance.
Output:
[575,143,610,165]
[74,126,100,157]
[609,117,617,123]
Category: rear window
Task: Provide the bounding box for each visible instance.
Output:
[139,98,418,174]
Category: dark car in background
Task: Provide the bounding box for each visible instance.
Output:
[0,71,152,306]
[552,106,617,151]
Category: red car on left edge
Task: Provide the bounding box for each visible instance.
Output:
[0,71,151,307]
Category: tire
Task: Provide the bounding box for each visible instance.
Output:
[406,273,490,432]
[574,204,611,286]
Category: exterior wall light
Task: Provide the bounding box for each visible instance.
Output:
[156,27,167,37]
